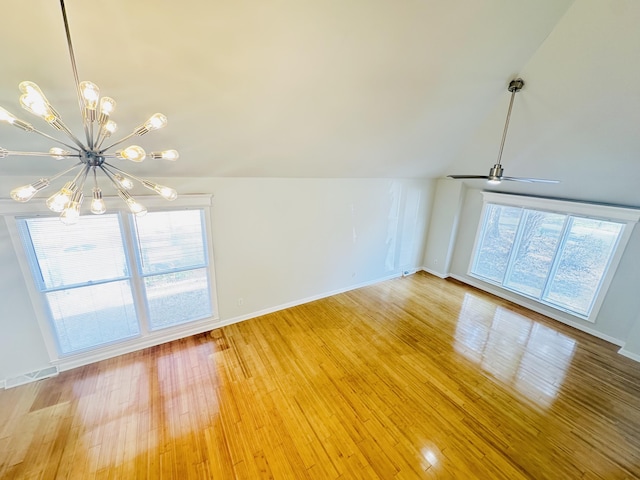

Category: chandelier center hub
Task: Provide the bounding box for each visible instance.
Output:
[81,149,105,167]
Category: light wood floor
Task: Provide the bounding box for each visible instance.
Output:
[1,272,640,479]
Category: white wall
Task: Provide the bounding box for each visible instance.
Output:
[0,219,51,379]
[422,179,463,277]
[620,312,640,362]
[431,184,640,356]
[0,176,434,382]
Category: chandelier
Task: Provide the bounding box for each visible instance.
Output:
[1,0,178,224]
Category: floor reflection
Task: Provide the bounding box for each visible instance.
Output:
[454,293,576,407]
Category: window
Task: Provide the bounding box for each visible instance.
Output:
[16,207,215,356]
[134,210,212,330]
[470,193,639,321]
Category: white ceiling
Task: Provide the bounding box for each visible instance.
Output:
[1,0,639,206]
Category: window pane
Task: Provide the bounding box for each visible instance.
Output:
[544,218,623,315]
[504,211,565,297]
[25,215,128,289]
[144,268,212,330]
[134,210,206,275]
[472,204,522,283]
[46,281,139,354]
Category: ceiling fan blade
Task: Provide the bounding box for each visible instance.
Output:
[447,175,489,180]
[447,174,560,184]
[501,176,560,184]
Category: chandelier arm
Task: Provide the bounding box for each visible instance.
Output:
[99,165,129,193]
[51,119,89,150]
[98,164,116,183]
[47,162,84,183]
[94,129,107,149]
[29,127,84,152]
[102,162,144,183]
[495,88,517,168]
[6,151,81,158]
[100,131,138,153]
[66,163,90,186]
[101,163,132,183]
[95,121,117,150]
[59,0,91,147]
[76,164,91,193]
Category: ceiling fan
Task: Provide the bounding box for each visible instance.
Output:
[448,78,559,185]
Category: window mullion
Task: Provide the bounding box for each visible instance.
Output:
[541,216,573,302]
[119,212,151,335]
[502,209,527,286]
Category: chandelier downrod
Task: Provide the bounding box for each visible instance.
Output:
[59,0,85,123]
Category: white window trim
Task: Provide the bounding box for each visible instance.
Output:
[1,194,220,372]
[468,192,640,324]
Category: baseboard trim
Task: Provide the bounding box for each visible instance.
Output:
[618,348,640,363]
[421,267,449,279]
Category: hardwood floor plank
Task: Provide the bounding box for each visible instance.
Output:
[2,272,640,478]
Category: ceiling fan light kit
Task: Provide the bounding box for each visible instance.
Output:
[1,0,179,224]
[448,78,559,185]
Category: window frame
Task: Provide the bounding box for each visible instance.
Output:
[469,192,639,323]
[1,194,218,370]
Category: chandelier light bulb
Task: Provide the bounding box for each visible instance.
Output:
[46,193,68,212]
[59,191,84,225]
[487,179,502,185]
[158,186,177,201]
[60,201,82,225]
[46,182,76,213]
[98,96,115,125]
[145,113,167,131]
[118,190,147,216]
[0,106,32,131]
[127,198,147,216]
[49,147,70,159]
[150,149,179,161]
[113,173,134,190]
[99,97,116,116]
[90,187,106,215]
[11,185,38,202]
[60,206,80,225]
[116,145,146,162]
[18,81,49,105]
[10,179,50,202]
[0,106,17,124]
[79,81,99,110]
[102,120,118,137]
[142,180,177,201]
[19,94,56,123]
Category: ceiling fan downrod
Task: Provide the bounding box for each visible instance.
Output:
[494,78,524,173]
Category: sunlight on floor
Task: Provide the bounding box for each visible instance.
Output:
[454,293,576,408]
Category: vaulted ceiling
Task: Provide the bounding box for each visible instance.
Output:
[1,0,638,205]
